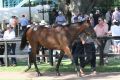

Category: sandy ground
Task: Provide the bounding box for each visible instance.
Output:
[0,72,120,80]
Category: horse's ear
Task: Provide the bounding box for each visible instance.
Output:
[84,20,90,28]
[87,20,91,26]
[87,20,90,23]
[87,20,91,25]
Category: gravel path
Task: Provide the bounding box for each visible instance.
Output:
[0,72,120,80]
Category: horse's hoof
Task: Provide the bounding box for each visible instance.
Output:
[38,73,43,76]
[90,71,96,76]
[24,69,28,72]
[80,73,85,77]
[56,73,61,76]
[77,72,81,77]
[77,72,85,77]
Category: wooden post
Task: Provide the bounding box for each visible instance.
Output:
[99,38,107,66]
[49,49,53,66]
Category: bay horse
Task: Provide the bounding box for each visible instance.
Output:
[20,20,97,76]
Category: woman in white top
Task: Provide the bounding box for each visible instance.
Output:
[3,25,15,40]
[108,19,120,53]
[3,25,16,66]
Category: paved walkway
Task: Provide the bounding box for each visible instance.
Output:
[0,72,120,80]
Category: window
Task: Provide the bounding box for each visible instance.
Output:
[21,1,39,7]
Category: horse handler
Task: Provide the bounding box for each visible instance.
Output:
[81,33,96,75]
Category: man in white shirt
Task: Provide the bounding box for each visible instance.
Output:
[3,25,16,66]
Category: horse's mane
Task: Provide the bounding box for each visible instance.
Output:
[63,21,86,27]
[30,20,87,30]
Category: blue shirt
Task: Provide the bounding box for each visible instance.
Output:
[20,18,29,26]
[55,15,66,25]
[71,15,78,23]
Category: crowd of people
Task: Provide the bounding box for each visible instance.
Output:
[0,14,29,66]
[71,7,120,76]
[0,7,120,77]
[41,6,120,76]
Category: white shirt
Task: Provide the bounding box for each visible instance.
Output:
[110,25,120,36]
[3,29,15,40]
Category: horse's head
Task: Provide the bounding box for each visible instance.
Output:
[81,20,97,39]
[82,20,101,45]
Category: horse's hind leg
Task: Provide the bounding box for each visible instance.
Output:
[25,53,32,72]
[55,51,64,76]
[32,53,42,76]
[32,47,42,76]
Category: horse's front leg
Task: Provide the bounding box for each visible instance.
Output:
[55,51,64,76]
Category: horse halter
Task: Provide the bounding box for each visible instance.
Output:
[83,21,97,39]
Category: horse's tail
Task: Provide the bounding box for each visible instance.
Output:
[20,27,30,50]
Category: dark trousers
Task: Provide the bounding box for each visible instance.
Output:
[84,42,96,71]
[7,43,16,65]
[0,45,5,65]
[108,20,112,31]
[22,26,27,31]
[72,40,85,68]
[20,26,27,36]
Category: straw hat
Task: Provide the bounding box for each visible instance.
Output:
[27,25,31,28]
[58,11,62,15]
[112,19,118,23]
[39,20,47,25]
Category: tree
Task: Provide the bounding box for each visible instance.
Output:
[58,0,104,14]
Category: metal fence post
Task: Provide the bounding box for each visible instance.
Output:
[4,40,8,66]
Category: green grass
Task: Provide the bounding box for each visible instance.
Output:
[0,57,120,72]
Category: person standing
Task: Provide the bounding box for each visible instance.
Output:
[112,7,120,22]
[105,9,112,30]
[3,24,16,66]
[94,17,108,37]
[0,29,5,66]
[89,13,94,27]
[19,15,29,35]
[1,20,7,31]
[9,16,18,36]
[50,8,58,25]
[71,13,78,23]
[81,34,96,75]
[72,38,85,76]
[93,10,101,26]
[94,17,109,65]
[108,20,120,53]
[55,11,67,25]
